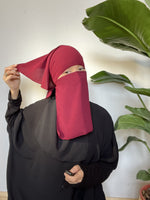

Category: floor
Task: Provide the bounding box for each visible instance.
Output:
[0,192,137,200]
[0,192,7,200]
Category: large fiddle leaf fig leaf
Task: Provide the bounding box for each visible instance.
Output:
[115,114,150,134]
[125,106,150,121]
[90,70,132,85]
[137,169,150,181]
[82,0,150,57]
[125,86,150,97]
[119,136,150,152]
[145,0,150,8]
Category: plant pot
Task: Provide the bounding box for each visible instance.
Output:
[139,184,150,200]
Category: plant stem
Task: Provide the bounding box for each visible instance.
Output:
[137,94,147,109]
[145,142,150,153]
[131,83,148,109]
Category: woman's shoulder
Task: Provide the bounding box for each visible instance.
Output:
[23,97,55,113]
[90,101,113,122]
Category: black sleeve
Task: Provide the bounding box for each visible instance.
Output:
[76,111,119,188]
[79,136,118,188]
[5,90,22,129]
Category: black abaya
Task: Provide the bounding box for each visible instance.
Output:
[5,91,118,200]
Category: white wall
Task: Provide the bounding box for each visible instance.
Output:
[0,0,150,198]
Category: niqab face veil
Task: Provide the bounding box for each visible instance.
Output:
[17,45,93,140]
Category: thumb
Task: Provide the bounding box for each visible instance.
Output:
[70,165,81,174]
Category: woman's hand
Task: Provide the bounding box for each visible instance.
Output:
[64,165,84,185]
[3,64,20,99]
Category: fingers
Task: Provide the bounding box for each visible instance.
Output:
[5,70,20,78]
[3,64,20,81]
[4,64,18,74]
[69,165,81,174]
[3,72,20,83]
[64,165,84,184]
[3,64,20,93]
[4,64,18,73]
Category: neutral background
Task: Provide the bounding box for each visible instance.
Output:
[0,0,150,198]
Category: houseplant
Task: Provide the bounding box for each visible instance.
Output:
[90,70,150,199]
[82,0,150,199]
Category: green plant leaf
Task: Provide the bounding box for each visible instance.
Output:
[115,114,150,134]
[145,0,150,8]
[82,0,150,57]
[125,106,150,121]
[125,86,150,97]
[136,169,150,181]
[90,70,132,84]
[119,136,150,152]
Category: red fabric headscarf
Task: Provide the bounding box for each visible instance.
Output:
[17,45,93,140]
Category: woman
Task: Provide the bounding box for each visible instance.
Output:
[3,45,118,200]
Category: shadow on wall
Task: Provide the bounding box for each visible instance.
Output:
[88,52,146,77]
